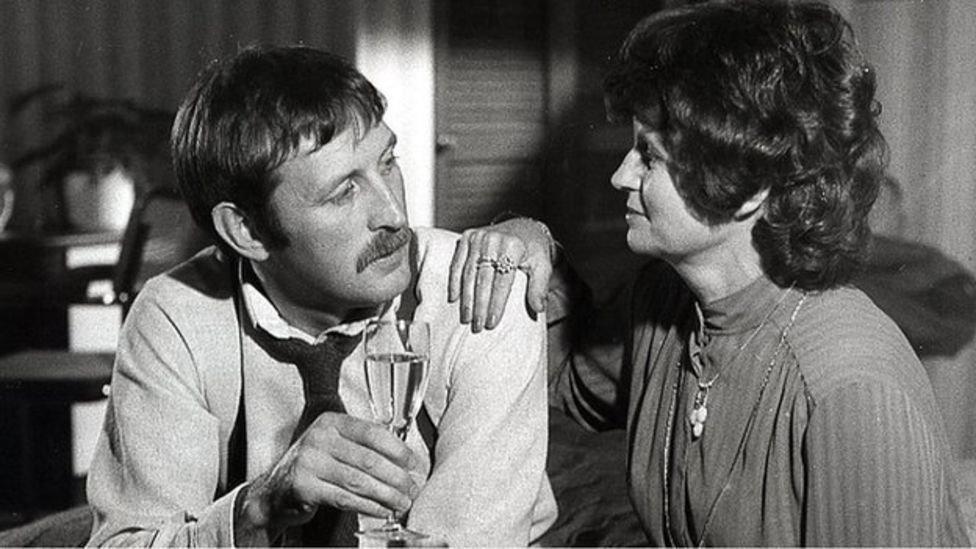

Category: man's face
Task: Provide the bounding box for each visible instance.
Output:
[258,121,413,323]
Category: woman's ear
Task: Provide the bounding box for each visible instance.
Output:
[734,187,770,221]
[211,202,270,262]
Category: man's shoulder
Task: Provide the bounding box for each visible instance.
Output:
[131,245,237,319]
[412,226,538,336]
[413,227,459,263]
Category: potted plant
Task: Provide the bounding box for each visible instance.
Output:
[8,85,174,232]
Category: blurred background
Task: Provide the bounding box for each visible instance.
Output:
[1,0,974,533]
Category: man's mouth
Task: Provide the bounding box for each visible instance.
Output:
[356,229,412,273]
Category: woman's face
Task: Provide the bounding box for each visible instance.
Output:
[611,117,730,262]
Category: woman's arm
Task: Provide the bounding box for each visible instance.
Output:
[803,380,965,546]
[448,217,556,332]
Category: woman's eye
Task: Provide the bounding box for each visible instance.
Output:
[638,145,664,168]
[381,154,400,175]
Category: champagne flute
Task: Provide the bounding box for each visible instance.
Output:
[358,319,431,545]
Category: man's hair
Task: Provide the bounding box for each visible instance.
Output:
[604,0,886,290]
[171,45,386,248]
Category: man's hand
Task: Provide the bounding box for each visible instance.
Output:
[448,218,555,332]
[235,412,421,538]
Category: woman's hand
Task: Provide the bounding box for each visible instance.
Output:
[448,218,556,332]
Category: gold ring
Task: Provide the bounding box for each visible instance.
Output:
[476,255,517,274]
[493,255,517,274]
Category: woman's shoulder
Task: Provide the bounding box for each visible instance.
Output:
[788,285,927,400]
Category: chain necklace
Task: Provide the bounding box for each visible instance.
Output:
[688,286,796,440]
[662,290,807,547]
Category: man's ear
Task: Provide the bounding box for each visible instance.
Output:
[734,187,770,221]
[211,202,270,261]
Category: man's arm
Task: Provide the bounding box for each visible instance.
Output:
[86,289,242,547]
[409,264,556,546]
[87,283,420,547]
[447,218,632,430]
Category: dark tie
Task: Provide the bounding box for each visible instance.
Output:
[252,327,361,547]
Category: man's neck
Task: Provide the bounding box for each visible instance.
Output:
[247,260,380,336]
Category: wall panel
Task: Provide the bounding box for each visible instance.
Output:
[0,0,358,231]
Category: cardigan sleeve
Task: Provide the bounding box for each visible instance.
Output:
[802,378,961,546]
[85,283,248,547]
[408,239,557,546]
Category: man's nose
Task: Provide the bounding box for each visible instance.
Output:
[368,178,407,230]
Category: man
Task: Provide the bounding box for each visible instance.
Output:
[85,45,555,547]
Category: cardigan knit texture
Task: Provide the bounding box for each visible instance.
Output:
[86,227,556,547]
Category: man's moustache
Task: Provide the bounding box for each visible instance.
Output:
[356,228,412,273]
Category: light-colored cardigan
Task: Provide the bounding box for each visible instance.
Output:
[86,227,556,547]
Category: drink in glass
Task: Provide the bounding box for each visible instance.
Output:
[358,319,431,545]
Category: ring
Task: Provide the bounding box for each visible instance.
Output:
[493,255,517,274]
[476,255,518,274]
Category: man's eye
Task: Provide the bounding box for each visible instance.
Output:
[326,180,357,204]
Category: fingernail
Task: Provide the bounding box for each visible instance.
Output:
[487,313,497,328]
[398,497,412,513]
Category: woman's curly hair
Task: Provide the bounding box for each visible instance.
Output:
[604,0,887,290]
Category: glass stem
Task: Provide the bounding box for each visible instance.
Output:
[387,420,412,529]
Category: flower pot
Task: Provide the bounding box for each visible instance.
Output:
[62,167,135,232]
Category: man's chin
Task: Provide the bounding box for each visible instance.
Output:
[366,248,412,297]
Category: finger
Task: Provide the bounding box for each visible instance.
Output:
[525,260,552,315]
[448,232,471,303]
[471,235,502,333]
[317,453,414,514]
[459,230,485,324]
[301,476,401,518]
[301,424,418,511]
[332,416,422,474]
[484,238,523,330]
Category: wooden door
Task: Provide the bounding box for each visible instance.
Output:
[433,0,549,231]
[433,0,662,299]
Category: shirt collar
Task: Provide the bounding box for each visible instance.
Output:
[237,257,398,344]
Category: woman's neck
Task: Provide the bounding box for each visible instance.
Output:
[671,237,766,305]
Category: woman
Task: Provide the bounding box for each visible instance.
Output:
[452,0,971,545]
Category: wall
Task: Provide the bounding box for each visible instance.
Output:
[0,0,435,231]
[847,0,976,458]
[0,0,435,504]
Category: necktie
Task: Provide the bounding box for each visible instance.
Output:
[252,327,361,547]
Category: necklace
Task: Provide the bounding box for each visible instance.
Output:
[662,290,807,547]
[687,287,796,440]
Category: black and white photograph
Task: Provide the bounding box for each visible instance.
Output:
[1,0,975,546]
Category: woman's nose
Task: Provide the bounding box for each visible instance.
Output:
[611,151,641,192]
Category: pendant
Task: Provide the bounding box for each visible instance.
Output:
[690,387,709,439]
